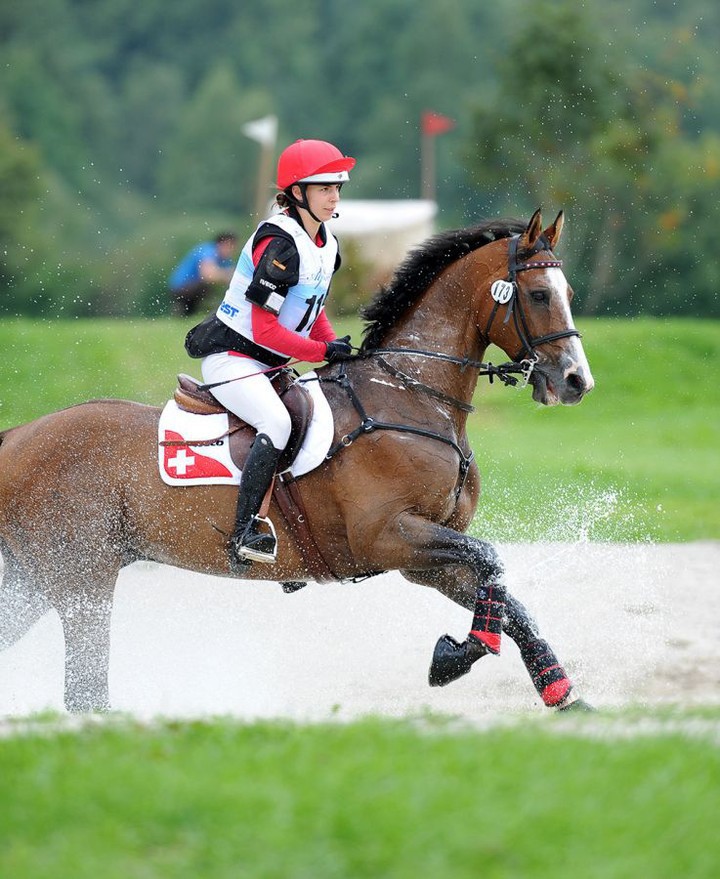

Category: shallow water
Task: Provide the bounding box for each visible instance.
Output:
[1,542,718,720]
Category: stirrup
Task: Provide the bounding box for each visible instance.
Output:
[234,516,278,564]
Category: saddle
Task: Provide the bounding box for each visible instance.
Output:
[173,370,314,473]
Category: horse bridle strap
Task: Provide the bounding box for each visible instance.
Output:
[484,234,581,361]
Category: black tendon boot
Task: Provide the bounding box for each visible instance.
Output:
[428,581,506,687]
[230,433,282,566]
[519,638,594,711]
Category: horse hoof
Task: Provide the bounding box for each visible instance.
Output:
[281,580,307,593]
[428,634,486,687]
[556,697,596,713]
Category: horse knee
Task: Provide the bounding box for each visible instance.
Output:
[469,539,504,583]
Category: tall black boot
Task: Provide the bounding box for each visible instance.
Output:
[230,433,282,566]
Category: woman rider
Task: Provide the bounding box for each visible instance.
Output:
[185,139,356,568]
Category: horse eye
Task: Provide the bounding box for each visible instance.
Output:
[530,289,549,304]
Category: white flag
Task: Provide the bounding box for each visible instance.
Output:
[242,115,278,147]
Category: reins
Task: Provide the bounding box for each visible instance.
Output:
[365,346,536,392]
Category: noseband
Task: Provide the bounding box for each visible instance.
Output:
[483,234,581,362]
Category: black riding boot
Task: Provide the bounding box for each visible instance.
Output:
[230,433,282,566]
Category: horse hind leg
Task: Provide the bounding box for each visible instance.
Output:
[54,578,115,713]
[0,545,52,652]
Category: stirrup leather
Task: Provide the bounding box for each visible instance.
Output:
[235,516,278,564]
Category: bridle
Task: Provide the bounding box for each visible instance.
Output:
[353,231,581,402]
[483,233,581,362]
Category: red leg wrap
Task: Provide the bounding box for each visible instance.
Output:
[520,639,573,706]
[468,582,506,655]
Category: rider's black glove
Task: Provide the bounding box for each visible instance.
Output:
[325,335,353,362]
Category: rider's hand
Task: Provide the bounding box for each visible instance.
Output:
[325,335,353,362]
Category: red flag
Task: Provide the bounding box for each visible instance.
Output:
[422,110,455,137]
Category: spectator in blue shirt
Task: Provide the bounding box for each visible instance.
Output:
[169,232,239,316]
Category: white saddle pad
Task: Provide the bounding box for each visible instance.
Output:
[157,371,334,486]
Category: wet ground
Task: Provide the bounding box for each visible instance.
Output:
[1,542,718,719]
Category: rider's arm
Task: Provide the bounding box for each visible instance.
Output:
[308,308,337,343]
[244,235,299,314]
[250,307,328,362]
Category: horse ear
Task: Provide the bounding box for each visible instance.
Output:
[523,208,543,249]
[543,210,565,250]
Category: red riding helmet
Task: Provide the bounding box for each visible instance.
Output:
[276,139,356,190]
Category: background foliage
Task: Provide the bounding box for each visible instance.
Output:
[1,0,719,317]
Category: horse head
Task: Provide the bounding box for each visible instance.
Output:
[480,208,594,406]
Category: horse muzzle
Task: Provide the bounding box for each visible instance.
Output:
[530,357,594,406]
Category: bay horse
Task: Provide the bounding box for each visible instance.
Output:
[0,209,594,713]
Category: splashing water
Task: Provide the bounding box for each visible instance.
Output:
[472,480,654,545]
[467,479,684,708]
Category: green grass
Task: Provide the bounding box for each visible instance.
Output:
[2,712,719,879]
[1,321,719,878]
[469,318,720,542]
[0,316,718,540]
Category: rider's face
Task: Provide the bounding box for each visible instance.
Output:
[297,183,342,223]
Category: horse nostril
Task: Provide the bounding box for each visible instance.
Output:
[566,372,586,395]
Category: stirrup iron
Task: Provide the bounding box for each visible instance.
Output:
[235,516,278,564]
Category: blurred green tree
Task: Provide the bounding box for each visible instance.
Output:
[0,119,43,311]
[464,0,720,316]
[157,63,272,216]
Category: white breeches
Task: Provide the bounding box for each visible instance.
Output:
[201,352,292,450]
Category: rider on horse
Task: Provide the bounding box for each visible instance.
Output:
[184,139,356,568]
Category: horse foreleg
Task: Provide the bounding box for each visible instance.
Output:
[399,529,589,709]
[502,593,591,711]
[420,573,589,709]
[56,587,113,713]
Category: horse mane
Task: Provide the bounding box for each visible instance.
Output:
[360,218,526,352]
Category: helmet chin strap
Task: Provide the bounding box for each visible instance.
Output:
[285,183,324,225]
[286,182,344,224]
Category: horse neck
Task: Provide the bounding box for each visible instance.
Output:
[378,258,491,416]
